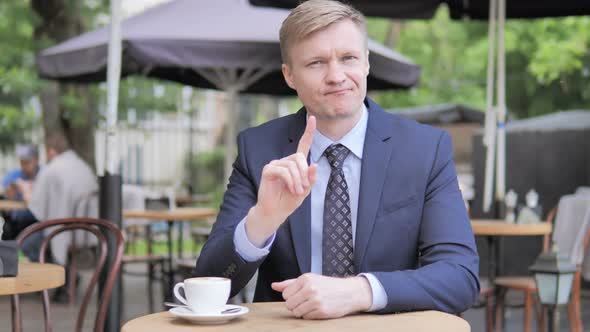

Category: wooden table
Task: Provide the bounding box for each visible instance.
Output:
[121,302,470,332]
[175,194,213,206]
[0,262,64,295]
[471,220,552,237]
[123,208,217,301]
[1,262,65,332]
[471,220,552,282]
[0,200,26,211]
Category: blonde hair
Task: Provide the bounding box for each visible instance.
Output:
[279,0,367,64]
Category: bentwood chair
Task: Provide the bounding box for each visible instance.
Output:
[12,218,124,332]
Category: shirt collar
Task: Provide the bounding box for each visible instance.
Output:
[310,103,368,163]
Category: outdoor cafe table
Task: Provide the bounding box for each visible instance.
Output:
[1,262,65,332]
[471,220,552,283]
[121,302,470,332]
[123,208,217,300]
[0,200,26,211]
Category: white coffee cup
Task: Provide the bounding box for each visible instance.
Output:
[173,277,231,314]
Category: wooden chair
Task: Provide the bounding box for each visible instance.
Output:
[12,218,124,332]
[480,283,495,332]
[121,223,166,312]
[494,203,590,332]
[63,191,100,305]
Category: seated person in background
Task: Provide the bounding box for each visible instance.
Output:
[2,144,40,201]
[14,132,98,302]
[1,144,42,261]
[195,0,479,319]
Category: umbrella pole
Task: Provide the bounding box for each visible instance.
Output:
[483,0,498,213]
[495,0,507,205]
[99,0,122,331]
[224,89,239,182]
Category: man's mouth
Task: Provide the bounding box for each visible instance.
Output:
[325,88,351,96]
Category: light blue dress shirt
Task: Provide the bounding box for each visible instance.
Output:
[233,104,387,311]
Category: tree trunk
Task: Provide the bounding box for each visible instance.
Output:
[31,0,96,170]
[385,21,403,49]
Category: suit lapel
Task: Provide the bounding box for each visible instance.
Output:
[281,100,397,273]
[354,99,394,269]
[284,109,312,274]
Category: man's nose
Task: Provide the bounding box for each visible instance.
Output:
[325,62,346,85]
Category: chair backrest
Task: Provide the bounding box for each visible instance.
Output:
[15,218,124,332]
[70,191,100,250]
[550,195,590,265]
[122,185,149,227]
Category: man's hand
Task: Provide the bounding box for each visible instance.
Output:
[245,116,318,246]
[13,179,32,202]
[271,273,373,320]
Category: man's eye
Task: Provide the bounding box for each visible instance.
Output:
[308,60,323,67]
[343,56,357,62]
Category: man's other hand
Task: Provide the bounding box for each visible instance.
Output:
[271,273,372,319]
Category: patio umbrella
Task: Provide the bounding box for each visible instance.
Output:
[251,0,590,20]
[251,0,590,213]
[250,0,443,19]
[37,0,421,180]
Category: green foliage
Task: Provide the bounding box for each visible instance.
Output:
[0,1,40,149]
[185,147,225,196]
[0,105,36,151]
[117,77,188,122]
[368,8,590,118]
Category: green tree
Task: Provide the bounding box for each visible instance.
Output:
[1,0,186,166]
[0,2,40,151]
[368,8,590,119]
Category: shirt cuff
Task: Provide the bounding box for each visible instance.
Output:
[358,273,388,312]
[233,216,276,262]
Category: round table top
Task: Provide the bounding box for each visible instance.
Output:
[123,207,217,221]
[121,302,470,332]
[471,220,552,236]
[0,262,65,295]
[0,200,26,211]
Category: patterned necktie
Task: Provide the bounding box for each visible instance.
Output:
[322,143,355,277]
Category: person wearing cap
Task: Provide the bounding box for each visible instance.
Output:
[1,144,40,201]
[1,144,43,262]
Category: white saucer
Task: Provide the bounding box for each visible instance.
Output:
[169,305,249,324]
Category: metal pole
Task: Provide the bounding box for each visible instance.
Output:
[482,0,497,213]
[99,174,122,332]
[547,306,559,332]
[224,89,239,183]
[495,0,507,203]
[100,0,123,331]
[105,0,122,176]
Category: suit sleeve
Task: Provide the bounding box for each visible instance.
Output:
[194,131,267,297]
[372,131,480,314]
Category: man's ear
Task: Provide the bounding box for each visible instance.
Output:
[282,63,296,90]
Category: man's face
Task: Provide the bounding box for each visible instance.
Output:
[282,19,369,121]
[20,157,38,178]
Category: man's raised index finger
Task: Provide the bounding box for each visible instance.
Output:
[297,115,316,156]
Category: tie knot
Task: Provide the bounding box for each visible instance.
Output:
[324,144,350,169]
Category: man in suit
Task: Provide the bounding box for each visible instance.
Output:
[195,0,479,319]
